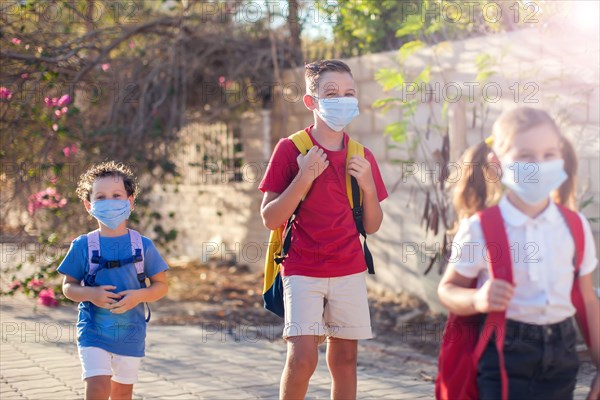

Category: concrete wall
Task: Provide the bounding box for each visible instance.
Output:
[147,111,269,268]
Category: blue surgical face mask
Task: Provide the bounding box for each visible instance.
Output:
[313,96,359,132]
[500,159,567,205]
[89,199,131,230]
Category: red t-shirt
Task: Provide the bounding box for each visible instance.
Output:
[259,126,388,278]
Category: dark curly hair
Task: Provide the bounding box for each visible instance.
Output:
[76,161,139,202]
[304,59,353,95]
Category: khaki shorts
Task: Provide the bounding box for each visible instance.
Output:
[282,271,372,340]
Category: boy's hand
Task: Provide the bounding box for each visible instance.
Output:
[473,279,514,313]
[348,155,376,195]
[297,146,329,182]
[110,289,143,314]
[89,285,122,309]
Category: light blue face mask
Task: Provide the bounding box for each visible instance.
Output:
[313,96,359,132]
[501,159,567,205]
[89,199,131,230]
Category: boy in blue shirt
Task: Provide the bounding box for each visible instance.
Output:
[58,161,169,400]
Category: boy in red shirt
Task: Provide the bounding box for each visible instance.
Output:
[259,60,388,399]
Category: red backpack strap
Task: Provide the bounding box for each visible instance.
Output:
[474,205,513,400]
[556,204,591,347]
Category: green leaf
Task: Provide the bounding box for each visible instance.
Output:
[396,15,423,38]
[375,68,405,91]
[384,121,408,143]
[373,97,401,109]
[475,71,494,83]
[398,40,424,61]
[415,66,431,84]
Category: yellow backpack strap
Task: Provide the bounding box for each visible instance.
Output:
[345,138,375,274]
[288,130,314,200]
[345,138,364,208]
[289,130,313,155]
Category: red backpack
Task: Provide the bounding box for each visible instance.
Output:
[435,204,591,400]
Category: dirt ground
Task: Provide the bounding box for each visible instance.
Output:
[153,259,447,357]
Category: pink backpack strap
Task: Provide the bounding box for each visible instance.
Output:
[556,204,590,347]
[86,230,101,280]
[475,205,513,400]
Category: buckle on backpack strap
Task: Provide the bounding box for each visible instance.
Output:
[134,248,143,262]
[84,274,96,286]
[107,260,120,268]
[352,207,363,218]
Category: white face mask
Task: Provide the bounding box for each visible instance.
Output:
[312,96,359,132]
[500,159,567,205]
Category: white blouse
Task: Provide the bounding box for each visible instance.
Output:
[450,195,598,325]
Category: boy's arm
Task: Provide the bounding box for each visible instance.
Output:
[62,274,121,308]
[347,155,383,234]
[361,189,383,234]
[261,146,328,230]
[110,271,168,314]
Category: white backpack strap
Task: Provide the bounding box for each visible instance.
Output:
[128,229,145,275]
[128,229,151,321]
[87,230,101,278]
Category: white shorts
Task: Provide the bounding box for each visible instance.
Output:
[78,346,142,384]
[282,271,372,340]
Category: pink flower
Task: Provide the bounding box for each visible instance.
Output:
[57,94,71,107]
[218,76,226,87]
[129,41,136,49]
[11,38,21,45]
[38,288,58,307]
[101,63,110,71]
[63,144,77,157]
[21,73,29,79]
[0,87,12,100]
[61,106,68,114]
[52,124,58,131]
[27,278,44,289]
[25,44,30,50]
[54,109,61,117]
[9,280,21,291]
[27,187,68,215]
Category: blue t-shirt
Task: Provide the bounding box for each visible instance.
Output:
[57,232,169,357]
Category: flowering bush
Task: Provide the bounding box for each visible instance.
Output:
[27,188,68,215]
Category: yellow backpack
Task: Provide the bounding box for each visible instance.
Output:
[262,130,374,317]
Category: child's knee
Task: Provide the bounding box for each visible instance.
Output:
[110,381,134,400]
[85,375,111,399]
[286,351,318,375]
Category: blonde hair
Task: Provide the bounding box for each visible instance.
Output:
[453,107,577,219]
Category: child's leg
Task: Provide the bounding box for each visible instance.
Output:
[326,337,358,400]
[110,381,133,400]
[85,375,112,399]
[79,347,113,400]
[322,271,372,399]
[110,353,142,400]
[280,275,329,399]
[280,335,322,400]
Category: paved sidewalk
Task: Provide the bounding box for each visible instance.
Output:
[1,295,596,399]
